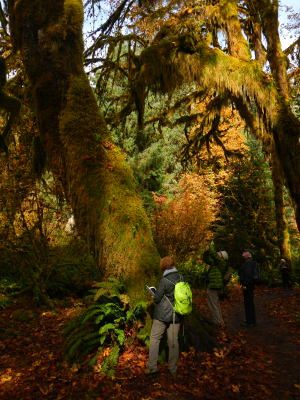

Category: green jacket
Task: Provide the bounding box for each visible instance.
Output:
[203,244,227,290]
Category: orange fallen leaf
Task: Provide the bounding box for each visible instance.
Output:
[232,384,239,393]
[294,384,300,389]
[0,374,12,383]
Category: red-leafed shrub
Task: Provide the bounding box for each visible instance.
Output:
[151,173,218,261]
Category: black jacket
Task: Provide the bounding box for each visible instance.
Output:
[239,257,255,286]
[153,271,183,323]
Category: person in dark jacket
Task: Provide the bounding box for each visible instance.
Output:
[239,249,256,327]
[203,241,228,327]
[280,259,291,289]
[144,257,183,377]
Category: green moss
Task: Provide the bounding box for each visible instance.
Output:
[58,74,161,299]
[63,0,83,32]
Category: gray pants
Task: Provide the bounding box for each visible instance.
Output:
[147,319,180,374]
[207,288,225,326]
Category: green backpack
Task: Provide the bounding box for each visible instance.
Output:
[164,275,192,315]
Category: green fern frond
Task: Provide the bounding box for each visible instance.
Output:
[95,314,106,324]
[115,329,125,345]
[83,331,99,341]
[94,287,107,301]
[82,308,105,323]
[100,333,108,345]
[99,323,117,335]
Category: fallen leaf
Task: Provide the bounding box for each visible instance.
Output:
[93,364,102,373]
[0,375,12,383]
[232,384,240,393]
[70,364,79,373]
[294,384,300,389]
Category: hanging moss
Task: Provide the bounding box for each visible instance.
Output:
[136,34,277,139]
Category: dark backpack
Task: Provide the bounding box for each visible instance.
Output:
[253,261,262,285]
[223,266,233,285]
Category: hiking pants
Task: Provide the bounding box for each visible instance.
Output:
[147,319,180,374]
[207,288,225,326]
[282,273,291,289]
[243,283,256,325]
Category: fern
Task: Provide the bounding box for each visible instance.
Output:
[99,323,117,335]
[62,278,147,375]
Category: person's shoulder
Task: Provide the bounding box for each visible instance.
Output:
[165,272,182,281]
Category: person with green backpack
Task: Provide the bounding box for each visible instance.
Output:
[144,256,192,377]
[203,241,228,327]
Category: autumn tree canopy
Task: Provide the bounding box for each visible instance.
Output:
[81,0,300,230]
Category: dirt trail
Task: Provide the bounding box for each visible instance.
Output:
[224,287,300,399]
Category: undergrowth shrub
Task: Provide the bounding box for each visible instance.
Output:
[177,260,207,289]
[0,237,99,304]
[0,279,21,309]
[261,268,283,287]
[222,270,239,297]
[62,278,147,377]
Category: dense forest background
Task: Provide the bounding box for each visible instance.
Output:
[0,0,300,383]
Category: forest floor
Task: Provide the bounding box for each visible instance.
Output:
[1,285,300,399]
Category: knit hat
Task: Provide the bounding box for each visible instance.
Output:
[243,248,253,257]
[281,259,286,263]
[220,251,228,261]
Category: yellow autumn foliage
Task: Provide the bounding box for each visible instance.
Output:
[151,173,218,261]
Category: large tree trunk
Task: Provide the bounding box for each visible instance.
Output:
[8,0,160,298]
[269,148,291,264]
[256,0,300,232]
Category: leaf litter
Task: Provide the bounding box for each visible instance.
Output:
[0,287,300,399]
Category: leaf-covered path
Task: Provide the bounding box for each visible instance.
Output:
[224,286,300,399]
[1,286,300,399]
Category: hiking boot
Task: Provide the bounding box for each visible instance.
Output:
[240,322,254,327]
[242,320,257,326]
[169,370,177,378]
[144,367,158,375]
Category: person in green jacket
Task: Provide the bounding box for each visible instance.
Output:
[203,241,228,327]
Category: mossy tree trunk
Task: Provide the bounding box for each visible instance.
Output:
[256,0,300,233]
[7,0,160,299]
[269,149,291,265]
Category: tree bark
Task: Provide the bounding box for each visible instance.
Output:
[269,148,291,264]
[8,0,160,298]
[254,0,300,231]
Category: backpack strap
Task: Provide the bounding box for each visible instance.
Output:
[163,294,176,349]
[164,274,183,285]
